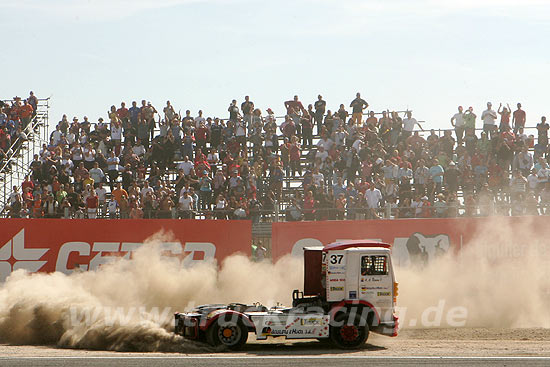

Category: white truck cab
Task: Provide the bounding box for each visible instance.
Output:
[175,240,398,350]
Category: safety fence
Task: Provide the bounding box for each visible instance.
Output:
[0,215,548,281]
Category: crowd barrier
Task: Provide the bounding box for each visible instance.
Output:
[1,216,547,281]
[0,219,251,281]
[271,216,549,266]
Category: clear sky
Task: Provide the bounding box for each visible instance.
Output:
[2,0,549,131]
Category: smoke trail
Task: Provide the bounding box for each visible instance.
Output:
[0,233,302,351]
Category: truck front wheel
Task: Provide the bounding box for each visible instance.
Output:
[330,312,369,349]
[206,317,248,350]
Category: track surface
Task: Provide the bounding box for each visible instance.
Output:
[2,328,550,366]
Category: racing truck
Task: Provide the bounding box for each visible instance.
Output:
[174,240,399,349]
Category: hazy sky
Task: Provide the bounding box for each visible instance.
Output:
[2,0,549,132]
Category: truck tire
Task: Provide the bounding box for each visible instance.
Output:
[329,311,369,349]
[206,317,248,350]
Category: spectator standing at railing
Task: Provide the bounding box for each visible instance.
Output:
[314,95,326,134]
[482,102,498,139]
[364,183,382,219]
[194,110,206,129]
[365,111,378,129]
[241,96,254,127]
[498,103,511,132]
[179,188,194,219]
[27,91,38,117]
[451,106,465,144]
[140,101,158,141]
[349,93,368,126]
[536,116,549,155]
[163,100,176,124]
[228,99,240,122]
[20,100,34,129]
[59,114,70,135]
[86,189,98,219]
[402,111,423,140]
[513,103,526,135]
[463,106,476,133]
[285,95,305,125]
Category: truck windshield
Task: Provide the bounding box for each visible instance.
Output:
[361,255,387,276]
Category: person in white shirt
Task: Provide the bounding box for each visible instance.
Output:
[140,181,154,200]
[89,162,105,184]
[83,144,96,170]
[107,197,118,219]
[66,130,76,145]
[527,169,539,193]
[411,195,423,217]
[481,102,498,139]
[111,122,122,141]
[178,190,194,219]
[364,184,383,219]
[177,156,194,176]
[195,110,206,128]
[352,136,363,152]
[317,136,334,151]
[513,147,533,177]
[106,151,120,187]
[312,167,324,187]
[451,106,465,144]
[315,146,329,162]
[96,182,107,215]
[402,111,423,138]
[132,140,146,157]
[51,125,63,146]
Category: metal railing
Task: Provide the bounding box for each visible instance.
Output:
[7,199,549,221]
[0,98,50,215]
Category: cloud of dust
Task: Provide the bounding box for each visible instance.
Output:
[2,216,548,352]
[0,232,302,352]
[396,216,550,329]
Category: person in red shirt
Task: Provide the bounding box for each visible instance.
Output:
[513,103,526,135]
[421,196,432,218]
[194,122,210,152]
[289,135,302,176]
[22,175,34,193]
[86,189,99,218]
[20,100,34,129]
[498,103,511,132]
[302,190,316,221]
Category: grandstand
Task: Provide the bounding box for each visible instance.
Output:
[1,95,548,229]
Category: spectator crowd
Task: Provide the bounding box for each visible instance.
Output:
[4,92,550,221]
[0,92,38,170]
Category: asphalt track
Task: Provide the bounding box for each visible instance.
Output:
[2,356,550,367]
[3,328,550,366]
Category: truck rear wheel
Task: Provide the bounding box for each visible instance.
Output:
[330,312,369,349]
[206,317,248,350]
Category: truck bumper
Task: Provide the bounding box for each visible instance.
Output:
[174,313,200,339]
[371,314,399,337]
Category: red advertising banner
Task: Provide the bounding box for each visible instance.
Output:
[271,217,546,266]
[0,219,251,281]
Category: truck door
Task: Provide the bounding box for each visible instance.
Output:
[359,254,393,321]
